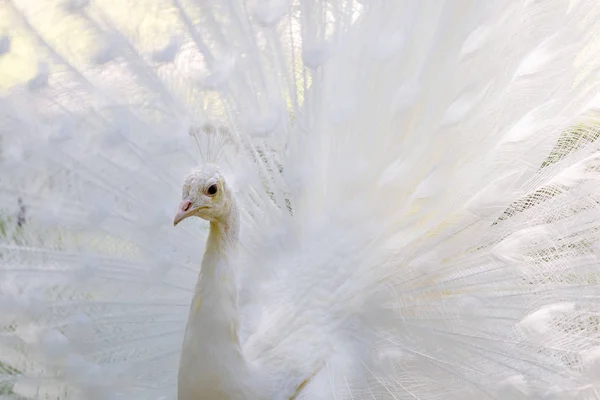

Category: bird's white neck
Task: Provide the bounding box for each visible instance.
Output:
[178,204,258,399]
[202,210,240,277]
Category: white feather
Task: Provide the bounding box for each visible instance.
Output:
[1,0,600,399]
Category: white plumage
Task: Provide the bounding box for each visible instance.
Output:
[1,0,600,399]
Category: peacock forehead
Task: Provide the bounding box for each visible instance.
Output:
[184,164,222,188]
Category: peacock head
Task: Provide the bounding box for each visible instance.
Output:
[173,164,233,225]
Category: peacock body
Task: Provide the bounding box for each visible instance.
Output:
[1,0,600,399]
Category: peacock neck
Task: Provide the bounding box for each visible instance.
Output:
[195,202,241,334]
[202,208,240,276]
[179,202,255,399]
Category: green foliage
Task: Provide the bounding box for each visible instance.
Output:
[0,361,19,396]
[0,215,8,238]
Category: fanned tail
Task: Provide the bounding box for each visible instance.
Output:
[243,1,600,398]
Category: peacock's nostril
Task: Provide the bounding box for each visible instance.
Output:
[182,200,192,212]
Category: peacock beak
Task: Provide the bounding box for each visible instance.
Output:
[174,199,194,226]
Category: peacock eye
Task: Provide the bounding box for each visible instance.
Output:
[206,184,218,196]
